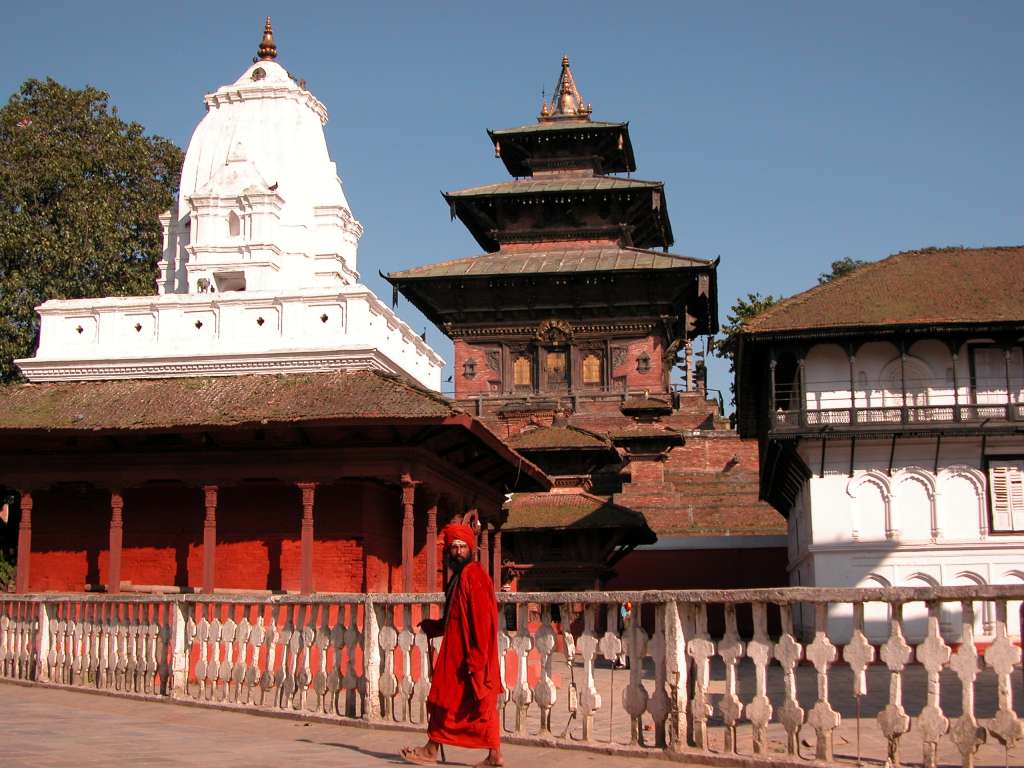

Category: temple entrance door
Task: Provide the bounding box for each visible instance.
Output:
[544,348,570,393]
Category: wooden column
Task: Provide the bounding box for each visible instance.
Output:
[202,485,218,595]
[425,494,439,592]
[108,491,124,595]
[401,474,416,593]
[14,490,32,593]
[479,524,490,575]
[297,482,317,595]
[492,527,502,590]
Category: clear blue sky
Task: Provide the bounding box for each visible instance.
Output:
[5,2,1022,401]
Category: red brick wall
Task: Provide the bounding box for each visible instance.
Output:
[608,546,787,591]
[665,434,761,474]
[28,487,108,592]
[453,340,501,398]
[613,336,667,393]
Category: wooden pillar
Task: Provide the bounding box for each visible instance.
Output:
[492,527,502,590]
[425,494,439,592]
[108,491,124,594]
[15,490,32,594]
[297,482,317,595]
[202,485,218,595]
[401,474,416,593]
[479,524,490,575]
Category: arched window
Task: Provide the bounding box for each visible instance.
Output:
[228,211,241,237]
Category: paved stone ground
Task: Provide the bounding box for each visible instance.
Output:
[1,682,698,768]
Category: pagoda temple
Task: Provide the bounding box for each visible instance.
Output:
[389,57,786,590]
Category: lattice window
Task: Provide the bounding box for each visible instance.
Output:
[582,353,603,386]
[988,459,1024,532]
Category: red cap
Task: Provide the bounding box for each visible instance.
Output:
[441,522,476,552]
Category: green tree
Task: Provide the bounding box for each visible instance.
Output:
[0,78,182,382]
[818,257,868,284]
[712,292,778,404]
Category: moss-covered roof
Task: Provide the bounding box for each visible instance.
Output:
[503,491,655,543]
[0,370,455,432]
[745,246,1024,335]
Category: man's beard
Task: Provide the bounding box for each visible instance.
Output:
[446,551,471,572]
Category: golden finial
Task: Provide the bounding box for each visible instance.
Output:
[257,16,277,61]
[539,54,591,122]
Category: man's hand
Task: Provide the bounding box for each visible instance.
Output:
[418,617,443,639]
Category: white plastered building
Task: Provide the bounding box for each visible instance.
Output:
[736,247,1024,641]
[17,20,443,390]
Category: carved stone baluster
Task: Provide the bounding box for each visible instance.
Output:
[396,604,416,722]
[0,612,8,678]
[599,604,623,742]
[534,604,558,736]
[71,604,85,686]
[19,603,32,680]
[105,604,119,690]
[663,600,687,752]
[342,604,360,718]
[878,603,917,767]
[497,603,512,733]
[244,612,263,706]
[328,604,345,715]
[218,611,236,702]
[745,602,774,755]
[260,608,281,707]
[79,603,93,686]
[232,611,250,703]
[50,607,64,683]
[96,603,109,689]
[296,605,315,711]
[511,602,534,735]
[411,602,432,725]
[9,605,20,679]
[128,603,141,691]
[315,604,331,714]
[559,602,578,741]
[622,601,649,746]
[773,603,805,757]
[647,602,670,748]
[686,603,715,751]
[45,605,59,684]
[157,604,171,695]
[183,607,197,698]
[120,603,133,691]
[192,611,208,700]
[143,606,157,693]
[576,604,601,742]
[378,605,399,720]
[64,604,77,685]
[948,601,987,767]
[58,606,71,685]
[363,598,382,721]
[276,604,295,709]
[984,600,1023,754]
[844,601,876,766]
[718,603,745,753]
[805,602,840,761]
[206,612,222,700]
[916,601,952,768]
[91,603,104,687]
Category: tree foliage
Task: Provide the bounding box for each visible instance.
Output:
[0,78,183,381]
[818,257,868,284]
[712,292,778,404]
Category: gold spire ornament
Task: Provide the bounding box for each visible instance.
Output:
[538,55,592,122]
[257,16,277,61]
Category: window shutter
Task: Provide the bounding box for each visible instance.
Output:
[988,460,1024,532]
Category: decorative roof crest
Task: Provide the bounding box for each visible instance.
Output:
[257,16,277,61]
[539,55,592,122]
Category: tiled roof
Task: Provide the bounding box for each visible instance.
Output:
[608,425,685,442]
[0,370,455,432]
[507,425,610,450]
[387,246,711,280]
[488,120,627,137]
[503,492,654,542]
[446,176,661,198]
[745,246,1024,335]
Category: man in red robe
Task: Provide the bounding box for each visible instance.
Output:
[401,522,503,767]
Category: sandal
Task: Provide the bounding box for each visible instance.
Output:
[400,746,438,766]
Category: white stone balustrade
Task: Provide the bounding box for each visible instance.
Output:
[2,586,1023,768]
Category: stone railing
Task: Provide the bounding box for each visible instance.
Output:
[2,587,1022,768]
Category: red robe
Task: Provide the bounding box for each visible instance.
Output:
[427,561,501,749]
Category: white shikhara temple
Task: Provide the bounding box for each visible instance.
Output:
[17,19,443,389]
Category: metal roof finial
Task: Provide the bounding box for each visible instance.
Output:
[539,54,591,122]
[257,16,277,61]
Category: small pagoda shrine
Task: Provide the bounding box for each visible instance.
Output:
[389,57,785,591]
